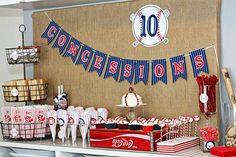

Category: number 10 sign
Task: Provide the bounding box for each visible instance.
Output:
[130,5,170,47]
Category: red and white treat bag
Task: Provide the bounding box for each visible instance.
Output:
[67,106,75,139]
[79,111,90,147]
[21,106,35,139]
[11,107,23,138]
[89,110,98,129]
[97,108,108,120]
[1,106,12,136]
[34,105,47,138]
[47,110,57,143]
[85,107,95,112]
[75,106,84,112]
[57,109,68,143]
[69,110,79,145]
[43,104,54,135]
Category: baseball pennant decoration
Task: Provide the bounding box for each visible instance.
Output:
[63,37,82,63]
[75,45,94,70]
[52,28,71,54]
[170,55,187,83]
[41,20,60,44]
[41,20,214,86]
[152,59,167,85]
[134,60,149,85]
[120,59,136,84]
[104,56,122,81]
[189,48,209,77]
[89,51,107,76]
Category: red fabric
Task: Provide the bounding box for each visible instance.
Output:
[211,147,236,157]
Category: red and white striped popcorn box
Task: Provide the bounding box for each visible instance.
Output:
[21,106,35,139]
[1,106,12,136]
[34,105,47,138]
[11,107,22,138]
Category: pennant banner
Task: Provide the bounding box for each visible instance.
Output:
[41,20,60,44]
[41,20,214,86]
[152,59,167,85]
[170,55,187,83]
[89,51,107,76]
[63,37,82,63]
[52,29,71,54]
[75,45,94,70]
[120,59,136,84]
[104,56,121,81]
[135,60,149,85]
[189,48,209,77]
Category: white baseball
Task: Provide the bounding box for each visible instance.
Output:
[131,5,169,47]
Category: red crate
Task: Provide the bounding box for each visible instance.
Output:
[89,128,166,151]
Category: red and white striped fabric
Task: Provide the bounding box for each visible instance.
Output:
[156,137,199,154]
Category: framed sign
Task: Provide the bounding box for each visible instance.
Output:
[130,5,169,47]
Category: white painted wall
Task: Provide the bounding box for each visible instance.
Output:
[221,0,236,91]
[0,9,24,110]
[220,0,236,144]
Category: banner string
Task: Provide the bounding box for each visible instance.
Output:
[44,11,52,21]
[41,14,219,86]
[42,12,216,62]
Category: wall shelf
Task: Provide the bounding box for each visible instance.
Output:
[0,138,210,157]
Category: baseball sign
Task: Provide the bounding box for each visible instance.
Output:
[130,5,169,47]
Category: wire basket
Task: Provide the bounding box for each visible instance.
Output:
[0,122,51,140]
[6,46,40,64]
[2,83,48,102]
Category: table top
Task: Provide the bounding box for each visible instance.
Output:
[0,137,213,157]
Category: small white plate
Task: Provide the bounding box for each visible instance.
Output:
[116,103,147,108]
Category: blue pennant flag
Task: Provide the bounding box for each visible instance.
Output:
[75,45,94,70]
[170,55,187,83]
[63,37,81,63]
[189,48,209,77]
[41,20,60,44]
[104,56,122,81]
[152,59,167,85]
[89,51,107,76]
[119,59,136,84]
[135,60,149,85]
[52,29,71,54]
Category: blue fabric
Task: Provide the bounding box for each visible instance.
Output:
[170,55,187,83]
[52,29,71,54]
[119,59,136,84]
[152,59,167,85]
[104,56,122,81]
[41,20,60,44]
[89,51,107,76]
[134,60,149,85]
[75,45,94,70]
[189,48,209,77]
[63,37,81,63]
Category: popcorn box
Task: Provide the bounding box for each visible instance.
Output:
[89,128,166,151]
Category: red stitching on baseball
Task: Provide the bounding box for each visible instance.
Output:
[156,9,164,41]
[137,11,143,42]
